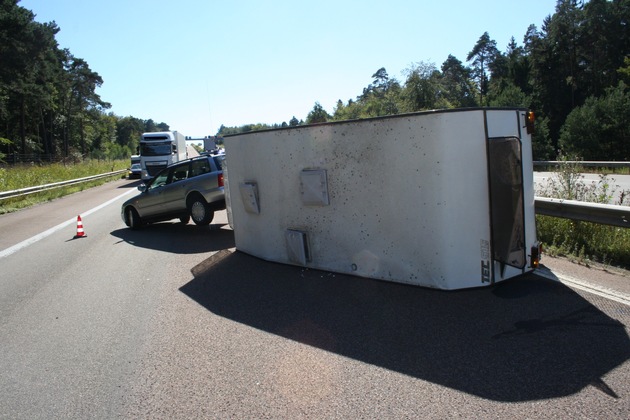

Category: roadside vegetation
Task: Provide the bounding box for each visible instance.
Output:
[536,158,630,270]
[0,160,128,214]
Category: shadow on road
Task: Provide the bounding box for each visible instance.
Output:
[180,250,630,402]
[118,179,143,189]
[110,223,235,254]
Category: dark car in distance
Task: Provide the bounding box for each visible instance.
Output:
[128,163,142,179]
[121,154,225,229]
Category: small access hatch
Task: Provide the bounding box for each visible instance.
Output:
[286,229,310,266]
[239,182,260,214]
[300,169,329,206]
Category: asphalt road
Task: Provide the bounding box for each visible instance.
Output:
[1,178,629,418]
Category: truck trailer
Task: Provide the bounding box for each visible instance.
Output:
[223,108,541,290]
[203,136,218,153]
[139,131,187,180]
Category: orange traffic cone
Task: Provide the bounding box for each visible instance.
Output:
[73,215,87,238]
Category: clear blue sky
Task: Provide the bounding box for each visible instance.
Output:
[20,0,558,137]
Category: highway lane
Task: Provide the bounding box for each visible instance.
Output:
[534,172,630,204]
[1,217,163,418]
[1,179,629,418]
[0,180,235,418]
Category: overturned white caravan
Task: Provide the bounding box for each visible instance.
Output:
[223,108,541,290]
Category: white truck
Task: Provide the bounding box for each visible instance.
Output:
[203,136,218,153]
[223,108,541,290]
[139,131,187,180]
[187,136,220,154]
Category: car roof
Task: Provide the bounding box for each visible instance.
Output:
[166,155,221,169]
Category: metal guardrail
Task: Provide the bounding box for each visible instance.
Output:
[534,161,630,168]
[535,196,630,228]
[2,169,629,229]
[0,170,127,201]
[533,160,630,227]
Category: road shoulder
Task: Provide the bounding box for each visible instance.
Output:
[538,255,630,305]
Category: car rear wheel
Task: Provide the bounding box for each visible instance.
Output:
[189,197,214,225]
[126,207,143,229]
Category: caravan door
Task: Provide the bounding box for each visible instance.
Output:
[487,136,526,280]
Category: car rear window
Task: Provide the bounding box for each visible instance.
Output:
[190,158,213,178]
[212,155,225,170]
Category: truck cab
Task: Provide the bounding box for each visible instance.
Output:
[139,131,187,180]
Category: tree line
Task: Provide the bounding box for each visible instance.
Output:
[2,0,630,163]
[0,0,170,162]
[220,0,630,161]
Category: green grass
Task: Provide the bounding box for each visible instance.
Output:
[0,160,128,214]
[537,215,630,269]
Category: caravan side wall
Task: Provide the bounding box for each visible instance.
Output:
[224,109,537,290]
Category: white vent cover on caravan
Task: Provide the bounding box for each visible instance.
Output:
[224,108,541,290]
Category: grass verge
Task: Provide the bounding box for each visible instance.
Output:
[0,160,128,214]
[537,215,630,270]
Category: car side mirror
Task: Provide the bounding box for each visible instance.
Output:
[138,184,147,193]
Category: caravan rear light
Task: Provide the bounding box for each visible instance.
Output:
[531,243,542,268]
[525,111,535,134]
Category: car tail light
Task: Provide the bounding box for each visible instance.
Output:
[218,173,224,187]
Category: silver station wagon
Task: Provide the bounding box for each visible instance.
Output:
[121,154,225,229]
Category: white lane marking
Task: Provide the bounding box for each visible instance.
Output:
[536,266,630,307]
[0,188,136,259]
